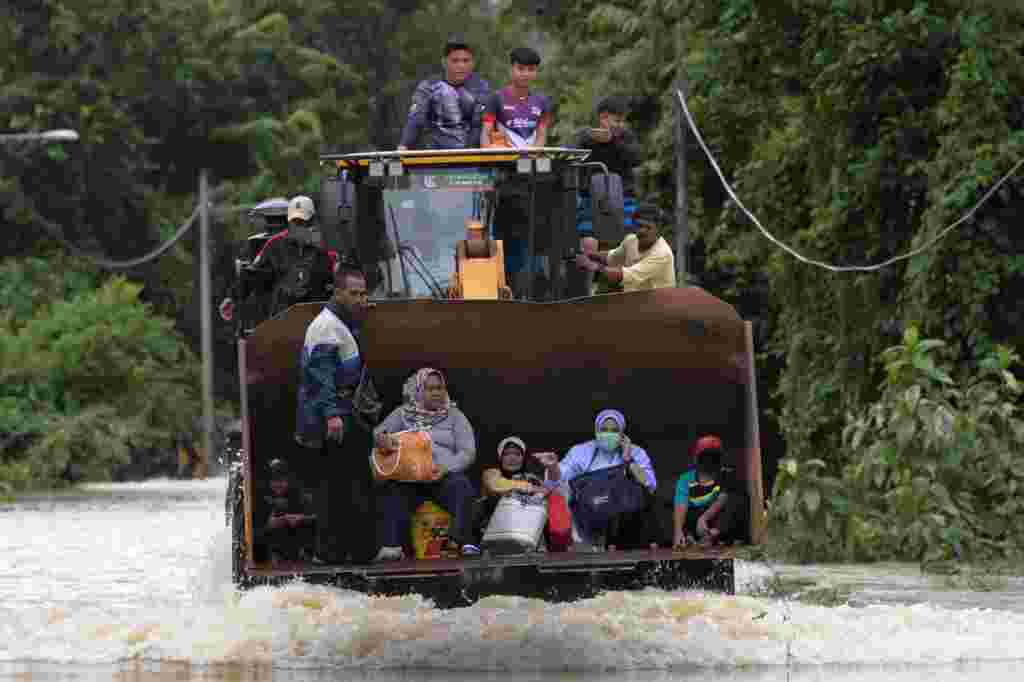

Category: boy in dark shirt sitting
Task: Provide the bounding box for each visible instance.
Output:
[254,459,315,563]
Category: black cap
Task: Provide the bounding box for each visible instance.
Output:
[510,47,541,66]
[633,201,667,226]
[596,95,630,117]
[445,35,472,56]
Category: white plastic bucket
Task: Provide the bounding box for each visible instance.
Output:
[481,492,548,555]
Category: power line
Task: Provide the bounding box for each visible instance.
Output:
[36,207,199,270]
[32,186,235,270]
[675,89,1024,273]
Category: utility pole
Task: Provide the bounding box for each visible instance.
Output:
[672,11,690,284]
[199,170,215,478]
[673,76,689,284]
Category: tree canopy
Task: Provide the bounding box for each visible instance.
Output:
[2,0,1022,562]
[533,0,1024,561]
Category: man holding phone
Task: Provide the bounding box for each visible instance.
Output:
[573,96,641,195]
[573,96,642,252]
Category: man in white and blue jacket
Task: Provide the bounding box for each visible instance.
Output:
[294,265,379,564]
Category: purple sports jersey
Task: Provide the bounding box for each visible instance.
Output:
[483,87,552,148]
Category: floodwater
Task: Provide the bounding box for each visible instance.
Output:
[1,477,1023,682]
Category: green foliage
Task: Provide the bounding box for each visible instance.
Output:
[538,1,1024,561]
[4,0,1024,533]
[771,328,1024,564]
[0,254,100,326]
[0,277,200,491]
[1,0,531,489]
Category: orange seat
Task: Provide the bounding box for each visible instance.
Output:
[451,238,510,300]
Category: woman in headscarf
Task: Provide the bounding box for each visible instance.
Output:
[532,409,658,551]
[373,368,478,561]
[472,436,548,543]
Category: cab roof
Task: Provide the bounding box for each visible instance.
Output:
[320,147,592,171]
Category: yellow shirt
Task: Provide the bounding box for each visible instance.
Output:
[481,468,534,497]
[607,235,676,291]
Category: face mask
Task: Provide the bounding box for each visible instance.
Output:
[595,431,621,452]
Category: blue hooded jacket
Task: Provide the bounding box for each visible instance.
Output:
[294,302,364,448]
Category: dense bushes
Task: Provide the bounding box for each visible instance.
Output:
[771,327,1024,563]
[0,257,199,492]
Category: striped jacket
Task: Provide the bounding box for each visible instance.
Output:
[294,302,363,448]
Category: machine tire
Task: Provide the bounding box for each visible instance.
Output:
[226,465,246,586]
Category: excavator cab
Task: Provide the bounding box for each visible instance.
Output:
[229,148,767,607]
[318,148,613,301]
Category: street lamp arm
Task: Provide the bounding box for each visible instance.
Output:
[0,129,80,142]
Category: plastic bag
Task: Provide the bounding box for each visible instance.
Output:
[371,430,435,482]
[546,490,573,552]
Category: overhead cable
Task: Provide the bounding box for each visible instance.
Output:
[676,89,1024,273]
[34,186,233,270]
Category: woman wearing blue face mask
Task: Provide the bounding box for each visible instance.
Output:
[532,409,658,551]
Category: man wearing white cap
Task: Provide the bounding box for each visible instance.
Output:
[287,195,316,225]
[219,195,338,324]
[254,195,334,317]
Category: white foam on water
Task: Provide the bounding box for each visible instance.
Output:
[3,481,1022,676]
[189,528,235,607]
[5,536,1024,672]
[735,560,776,595]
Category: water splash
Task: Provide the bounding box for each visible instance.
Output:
[4,478,1023,675]
[189,528,234,607]
[6,565,1024,670]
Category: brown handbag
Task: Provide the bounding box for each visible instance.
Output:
[371,430,436,483]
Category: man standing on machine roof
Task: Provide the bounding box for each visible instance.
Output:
[481,47,552,149]
[482,47,555,293]
[398,36,490,150]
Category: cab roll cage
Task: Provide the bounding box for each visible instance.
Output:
[318,148,626,301]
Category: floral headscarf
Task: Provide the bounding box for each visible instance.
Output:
[401,368,454,429]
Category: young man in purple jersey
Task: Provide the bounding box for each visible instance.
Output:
[481,47,552,149]
[482,47,555,294]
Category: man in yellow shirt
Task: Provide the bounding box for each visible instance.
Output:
[574,202,676,291]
